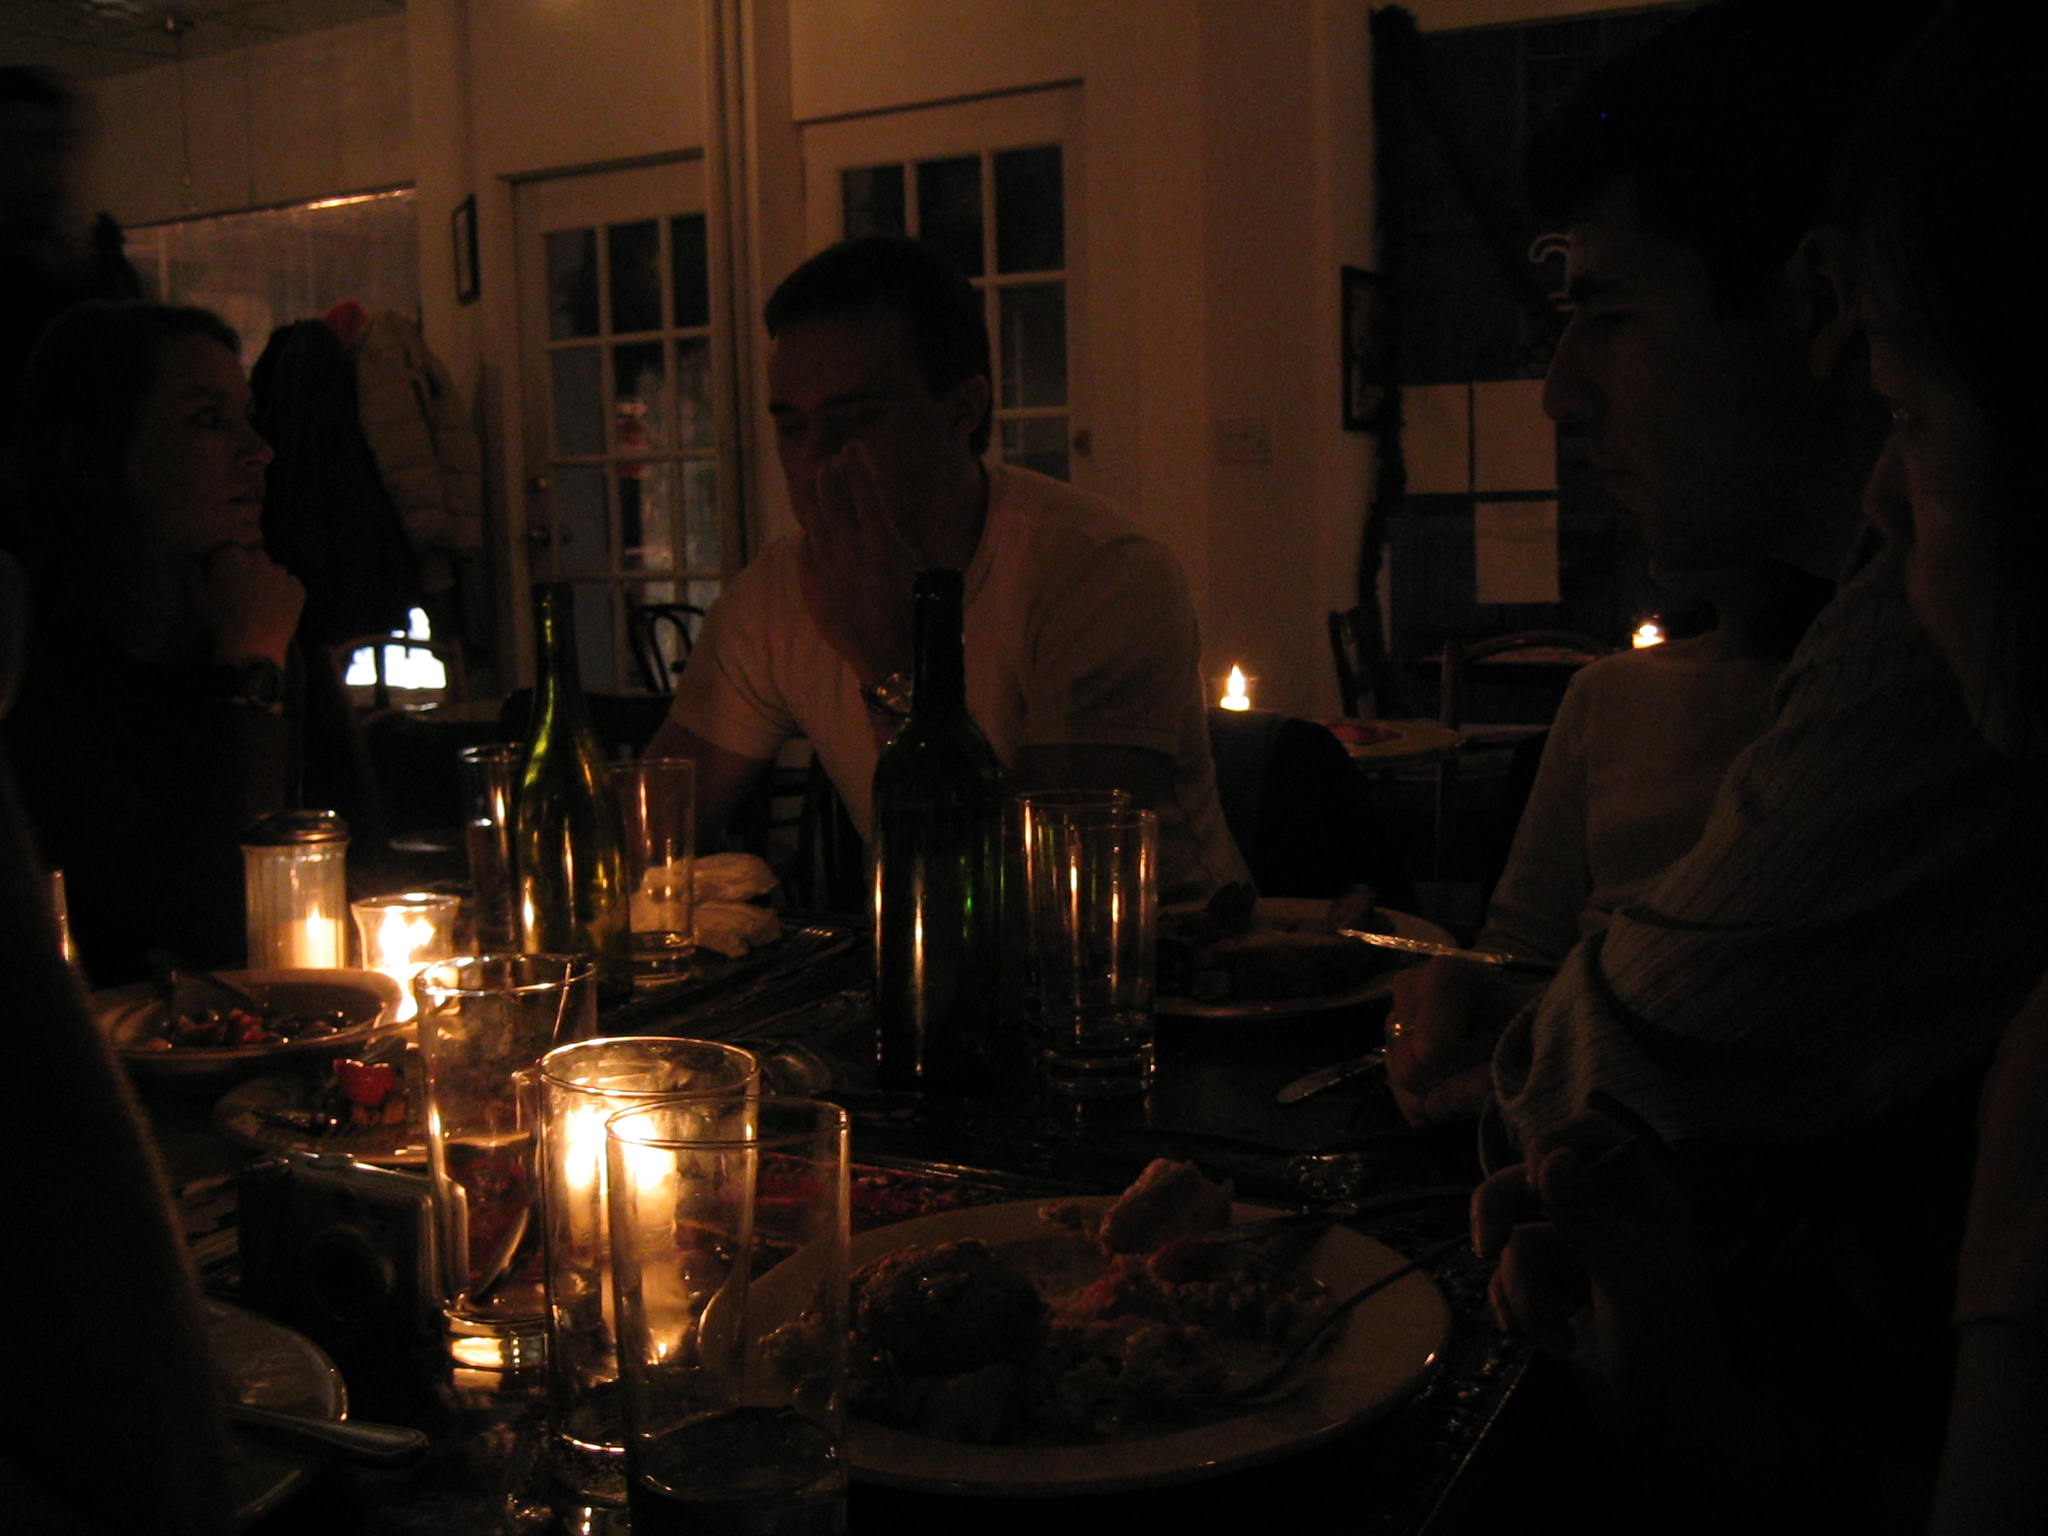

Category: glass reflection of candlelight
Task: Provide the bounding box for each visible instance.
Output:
[1219,665,1252,711]
[1632,620,1665,649]
[352,892,461,1022]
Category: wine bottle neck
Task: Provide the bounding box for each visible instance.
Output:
[533,582,586,715]
[909,569,966,719]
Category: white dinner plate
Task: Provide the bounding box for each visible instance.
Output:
[1157,907,1458,1021]
[208,1299,348,1528]
[845,1199,1450,1497]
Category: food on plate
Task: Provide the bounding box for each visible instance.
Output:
[320,1056,410,1129]
[850,1159,1332,1443]
[1158,883,1397,1003]
[693,852,779,903]
[629,852,785,957]
[852,1240,1049,1376]
[693,900,783,958]
[1094,1155,1234,1255]
[139,1003,351,1051]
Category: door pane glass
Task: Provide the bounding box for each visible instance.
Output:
[995,145,1064,273]
[551,346,605,456]
[916,155,983,277]
[1001,417,1069,482]
[547,228,600,339]
[674,338,714,448]
[842,165,906,239]
[999,282,1067,409]
[555,465,609,576]
[609,219,661,333]
[681,461,721,570]
[671,214,710,329]
[613,340,668,450]
[620,462,675,573]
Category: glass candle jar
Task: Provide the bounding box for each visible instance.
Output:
[351,890,463,1021]
[242,810,350,969]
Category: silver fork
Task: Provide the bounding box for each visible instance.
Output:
[1220,1234,1467,1404]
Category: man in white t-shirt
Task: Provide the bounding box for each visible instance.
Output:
[650,236,1244,898]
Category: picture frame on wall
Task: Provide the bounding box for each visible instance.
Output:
[1342,266,1389,431]
[452,195,480,306]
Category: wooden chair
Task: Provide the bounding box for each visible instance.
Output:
[1206,707,1416,908]
[1328,605,1414,720]
[1437,629,1610,730]
[627,603,706,694]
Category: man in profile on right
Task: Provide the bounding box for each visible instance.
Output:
[1389,0,2048,1518]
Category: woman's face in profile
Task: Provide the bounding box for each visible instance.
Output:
[1863,321,2002,707]
[119,333,272,558]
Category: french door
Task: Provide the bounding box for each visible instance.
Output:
[514,159,740,692]
[800,88,1087,489]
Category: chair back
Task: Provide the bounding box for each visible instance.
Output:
[1438,630,1610,728]
[1206,707,1415,906]
[1328,605,1413,719]
[627,603,706,694]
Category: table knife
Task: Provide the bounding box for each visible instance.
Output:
[1337,928,1555,975]
[1274,1046,1389,1105]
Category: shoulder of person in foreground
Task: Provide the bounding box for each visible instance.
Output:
[0,758,230,1534]
[1497,545,2048,1149]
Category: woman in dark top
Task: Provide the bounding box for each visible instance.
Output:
[1,301,304,983]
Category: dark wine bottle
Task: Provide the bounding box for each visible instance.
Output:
[515,582,632,1007]
[871,568,1007,1094]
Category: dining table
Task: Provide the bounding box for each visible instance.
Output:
[134,912,1556,1536]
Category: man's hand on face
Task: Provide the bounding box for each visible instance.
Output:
[798,441,918,689]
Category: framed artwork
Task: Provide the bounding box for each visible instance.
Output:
[1342,266,1389,431]
[452,195,480,306]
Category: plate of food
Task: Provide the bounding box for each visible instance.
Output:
[93,968,404,1085]
[214,1049,426,1166]
[844,1159,1450,1496]
[208,1298,348,1528]
[1158,894,1457,1020]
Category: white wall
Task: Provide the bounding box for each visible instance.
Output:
[79,15,413,226]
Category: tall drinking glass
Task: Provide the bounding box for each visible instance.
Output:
[536,1036,760,1503]
[414,953,597,1368]
[606,1097,850,1535]
[457,743,521,953]
[1021,801,1160,1097]
[614,756,697,981]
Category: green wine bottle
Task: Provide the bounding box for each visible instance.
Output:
[871,568,1007,1094]
[515,582,632,1007]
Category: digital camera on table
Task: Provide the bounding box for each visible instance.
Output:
[237,1152,438,1347]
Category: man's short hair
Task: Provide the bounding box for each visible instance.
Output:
[764,236,993,454]
[1526,0,1935,312]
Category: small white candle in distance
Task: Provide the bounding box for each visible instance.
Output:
[1219,665,1252,711]
[1632,621,1664,650]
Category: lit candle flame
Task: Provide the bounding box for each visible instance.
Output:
[369,905,439,1021]
[1632,621,1664,650]
[295,914,344,969]
[1220,665,1252,711]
